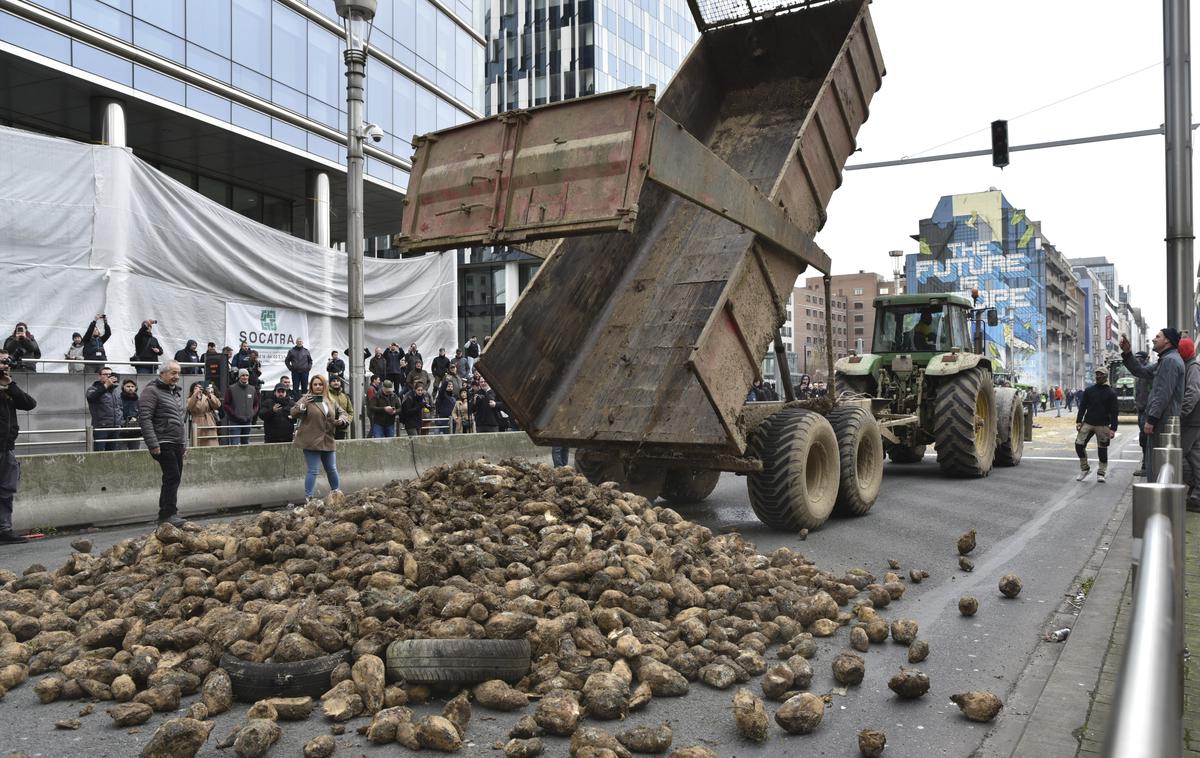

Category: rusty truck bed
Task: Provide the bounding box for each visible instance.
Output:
[477,0,883,458]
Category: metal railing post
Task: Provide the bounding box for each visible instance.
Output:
[1150,446,1183,484]
[1102,513,1183,758]
[84,423,94,453]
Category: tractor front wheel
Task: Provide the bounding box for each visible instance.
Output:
[933,368,997,477]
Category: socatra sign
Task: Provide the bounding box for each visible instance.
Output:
[226,303,310,352]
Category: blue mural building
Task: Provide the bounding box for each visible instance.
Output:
[906,189,1083,390]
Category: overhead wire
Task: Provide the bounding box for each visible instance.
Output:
[903,62,1163,159]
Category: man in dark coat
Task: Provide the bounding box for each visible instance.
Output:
[0,350,37,543]
[326,350,346,379]
[133,320,163,374]
[138,360,188,526]
[85,365,123,451]
[1074,367,1119,482]
[258,384,296,444]
[174,340,202,375]
[222,369,260,445]
[431,348,450,381]
[3,323,41,372]
[285,339,313,394]
[472,378,501,433]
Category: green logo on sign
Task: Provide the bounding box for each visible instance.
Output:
[260,309,277,331]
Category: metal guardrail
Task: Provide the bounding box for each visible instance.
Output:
[1103,416,1186,758]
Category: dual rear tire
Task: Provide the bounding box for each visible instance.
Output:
[745,406,882,530]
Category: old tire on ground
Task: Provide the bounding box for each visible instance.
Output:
[994,388,1025,467]
[887,444,927,464]
[933,368,997,477]
[385,639,531,684]
[660,468,721,505]
[834,373,875,397]
[746,407,841,531]
[828,406,884,517]
[219,650,350,703]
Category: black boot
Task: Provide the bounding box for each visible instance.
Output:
[0,530,28,544]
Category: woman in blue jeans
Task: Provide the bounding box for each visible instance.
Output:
[290,374,348,501]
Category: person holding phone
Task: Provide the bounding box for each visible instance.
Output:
[82,314,111,366]
[133,319,163,374]
[291,375,347,502]
[187,380,222,447]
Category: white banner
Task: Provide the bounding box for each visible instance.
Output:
[225,303,310,386]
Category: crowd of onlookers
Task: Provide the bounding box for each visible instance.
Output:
[5,317,512,447]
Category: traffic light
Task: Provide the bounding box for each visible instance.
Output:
[991,120,1009,168]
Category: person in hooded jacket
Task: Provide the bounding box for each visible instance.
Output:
[1179,337,1200,511]
[86,365,123,451]
[258,384,296,443]
[133,320,163,373]
[433,375,456,433]
[174,340,202,375]
[81,315,110,366]
[399,380,431,436]
[119,378,142,450]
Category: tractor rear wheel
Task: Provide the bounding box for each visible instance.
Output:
[828,406,883,517]
[834,373,875,398]
[933,368,997,477]
[887,444,927,464]
[994,389,1025,466]
[746,408,841,531]
[660,469,721,505]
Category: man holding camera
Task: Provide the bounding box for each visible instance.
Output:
[139,360,188,526]
[85,365,123,451]
[0,351,37,543]
[4,323,41,373]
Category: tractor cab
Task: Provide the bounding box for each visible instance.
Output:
[871,295,975,358]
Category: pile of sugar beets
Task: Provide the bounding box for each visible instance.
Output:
[0,458,1005,758]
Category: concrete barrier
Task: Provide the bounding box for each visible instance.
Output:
[13,433,551,531]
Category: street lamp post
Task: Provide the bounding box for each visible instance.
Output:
[335,0,377,439]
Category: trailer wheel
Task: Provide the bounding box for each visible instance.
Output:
[993,388,1024,467]
[933,368,997,477]
[574,449,664,501]
[887,444,927,464]
[746,408,840,531]
[660,469,721,505]
[574,448,622,486]
[828,406,883,517]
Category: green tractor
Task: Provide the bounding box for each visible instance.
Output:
[833,293,1025,477]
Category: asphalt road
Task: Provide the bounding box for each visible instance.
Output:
[0,418,1138,757]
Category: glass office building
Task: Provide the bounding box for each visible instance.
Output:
[458,0,697,341]
[0,0,484,244]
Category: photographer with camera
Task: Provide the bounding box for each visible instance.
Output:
[85,365,123,451]
[133,320,163,374]
[3,323,41,373]
[174,339,202,375]
[258,384,296,443]
[0,351,36,543]
[399,380,432,437]
[472,377,501,433]
[81,314,111,367]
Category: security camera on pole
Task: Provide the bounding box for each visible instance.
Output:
[335,0,378,439]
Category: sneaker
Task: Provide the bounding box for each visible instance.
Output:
[1076,468,1090,482]
[157,515,188,528]
[0,530,28,544]
[1098,472,1107,483]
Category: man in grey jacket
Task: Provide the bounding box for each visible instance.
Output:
[1181,338,1200,511]
[1122,329,1186,474]
[139,361,188,526]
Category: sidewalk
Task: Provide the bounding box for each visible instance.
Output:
[1075,505,1198,757]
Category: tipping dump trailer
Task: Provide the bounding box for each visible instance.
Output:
[397,0,886,531]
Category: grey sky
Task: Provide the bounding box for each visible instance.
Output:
[815,0,1189,337]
